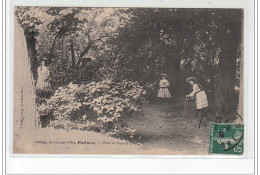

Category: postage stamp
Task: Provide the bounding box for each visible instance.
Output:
[209,123,244,154]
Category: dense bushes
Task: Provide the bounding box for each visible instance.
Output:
[38,79,146,139]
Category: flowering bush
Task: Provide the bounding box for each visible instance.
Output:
[38,79,146,139]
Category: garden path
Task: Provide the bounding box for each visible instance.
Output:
[125,98,210,155]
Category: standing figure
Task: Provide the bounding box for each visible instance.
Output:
[36,58,51,91]
[186,77,208,117]
[158,73,171,102]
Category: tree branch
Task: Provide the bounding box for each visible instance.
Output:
[76,41,93,66]
[75,35,109,66]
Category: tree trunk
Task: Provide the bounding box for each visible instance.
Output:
[165,51,181,96]
[214,47,237,108]
[70,40,75,66]
[170,14,185,95]
[49,36,57,59]
[62,35,67,61]
[214,10,242,118]
[150,56,155,82]
[135,56,142,81]
[164,38,183,95]
[76,42,93,65]
[25,32,38,81]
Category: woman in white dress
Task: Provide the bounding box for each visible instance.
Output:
[158,73,171,102]
[186,77,208,117]
[36,58,51,91]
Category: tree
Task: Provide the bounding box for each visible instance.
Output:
[214,9,243,113]
[36,7,129,87]
[112,8,181,87]
[112,9,217,93]
[180,10,220,95]
[16,7,243,111]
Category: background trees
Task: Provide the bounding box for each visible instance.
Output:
[16,7,243,114]
[111,8,242,105]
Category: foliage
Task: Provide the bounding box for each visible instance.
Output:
[107,9,222,92]
[109,9,241,92]
[33,8,130,88]
[17,7,243,131]
[110,8,179,82]
[16,7,243,90]
[38,79,146,139]
[16,7,52,35]
[181,13,220,87]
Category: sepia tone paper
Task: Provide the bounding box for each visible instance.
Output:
[13,7,244,155]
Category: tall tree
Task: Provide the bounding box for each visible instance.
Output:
[214,9,243,113]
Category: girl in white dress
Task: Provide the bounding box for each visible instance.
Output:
[158,74,171,102]
[186,77,208,117]
[36,59,51,91]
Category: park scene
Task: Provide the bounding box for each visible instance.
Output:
[13,7,243,154]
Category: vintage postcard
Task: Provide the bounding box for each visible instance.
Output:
[13,7,244,154]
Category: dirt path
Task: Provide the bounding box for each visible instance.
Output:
[125,99,210,155]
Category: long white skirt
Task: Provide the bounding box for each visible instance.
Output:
[36,79,51,90]
[158,88,171,98]
[196,91,208,109]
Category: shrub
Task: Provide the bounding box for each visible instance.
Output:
[38,78,146,139]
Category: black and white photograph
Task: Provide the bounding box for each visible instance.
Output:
[13,7,244,154]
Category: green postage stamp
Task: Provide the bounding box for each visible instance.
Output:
[209,123,244,155]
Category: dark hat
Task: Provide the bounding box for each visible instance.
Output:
[161,73,167,77]
[186,77,198,83]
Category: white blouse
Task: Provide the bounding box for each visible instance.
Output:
[189,84,201,97]
[159,79,170,88]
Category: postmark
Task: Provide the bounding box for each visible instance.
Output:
[209,123,243,154]
[199,107,243,128]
